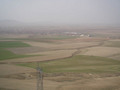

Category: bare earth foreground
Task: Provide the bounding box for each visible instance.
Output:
[0,37,120,90]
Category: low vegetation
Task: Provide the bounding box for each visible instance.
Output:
[104,41,120,47]
[18,55,120,73]
[0,48,36,60]
[0,41,33,60]
[0,41,30,48]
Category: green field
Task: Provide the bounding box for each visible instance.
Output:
[0,48,36,60]
[0,41,32,60]
[0,41,30,48]
[18,55,120,73]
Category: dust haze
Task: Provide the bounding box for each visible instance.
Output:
[0,0,120,90]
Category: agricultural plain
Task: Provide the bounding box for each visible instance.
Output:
[0,27,120,90]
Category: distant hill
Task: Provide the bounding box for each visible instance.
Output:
[0,20,25,27]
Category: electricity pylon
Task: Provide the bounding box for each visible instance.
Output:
[36,63,43,90]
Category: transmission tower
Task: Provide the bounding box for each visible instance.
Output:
[36,63,43,90]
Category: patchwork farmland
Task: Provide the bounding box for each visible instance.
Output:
[0,27,120,90]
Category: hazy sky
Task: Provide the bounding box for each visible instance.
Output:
[0,0,120,25]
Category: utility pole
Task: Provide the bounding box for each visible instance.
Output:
[36,62,43,90]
